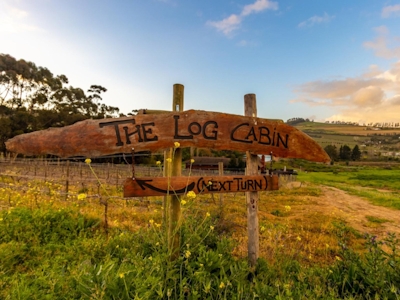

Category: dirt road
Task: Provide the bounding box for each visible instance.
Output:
[313,185,400,236]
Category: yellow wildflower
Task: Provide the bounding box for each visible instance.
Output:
[296,236,301,241]
[190,158,195,163]
[206,212,210,218]
[85,158,91,164]
[260,226,266,232]
[77,193,87,201]
[284,205,291,212]
[219,282,225,289]
[210,225,214,231]
[156,161,161,166]
[186,191,196,199]
[174,142,180,148]
[181,199,187,205]
[184,250,191,258]
[149,219,154,225]
[335,256,342,261]
[166,158,172,163]
[119,273,125,278]
[155,223,161,228]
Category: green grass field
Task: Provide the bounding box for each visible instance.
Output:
[1,162,400,299]
[298,169,400,209]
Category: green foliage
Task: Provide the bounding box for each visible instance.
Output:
[330,233,400,299]
[339,145,352,160]
[0,53,120,152]
[365,215,389,224]
[1,198,400,298]
[324,144,338,161]
[351,144,361,161]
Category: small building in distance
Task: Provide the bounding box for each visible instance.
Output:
[185,157,230,171]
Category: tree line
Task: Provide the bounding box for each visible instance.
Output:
[0,54,121,153]
[324,144,361,162]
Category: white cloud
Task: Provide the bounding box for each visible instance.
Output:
[298,12,335,28]
[0,1,40,33]
[207,0,278,36]
[382,4,400,18]
[238,40,248,47]
[206,14,242,36]
[242,0,278,16]
[363,26,400,59]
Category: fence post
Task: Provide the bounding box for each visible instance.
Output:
[244,93,259,267]
[218,161,224,218]
[168,83,184,259]
[65,160,70,201]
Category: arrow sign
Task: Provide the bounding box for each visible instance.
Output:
[123,174,279,197]
[5,110,330,163]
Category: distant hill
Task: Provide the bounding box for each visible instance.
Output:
[291,121,400,159]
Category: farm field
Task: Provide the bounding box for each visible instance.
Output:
[294,121,400,136]
[292,121,400,160]
[1,159,400,299]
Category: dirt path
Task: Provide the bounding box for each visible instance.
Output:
[314,185,400,236]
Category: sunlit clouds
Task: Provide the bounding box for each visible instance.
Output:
[291,3,400,124]
[298,12,335,28]
[206,0,278,36]
[291,61,400,123]
[363,26,400,59]
[0,1,40,33]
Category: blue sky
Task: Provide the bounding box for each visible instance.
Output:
[1,0,400,124]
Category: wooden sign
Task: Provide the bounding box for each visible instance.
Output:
[5,110,330,162]
[123,174,279,197]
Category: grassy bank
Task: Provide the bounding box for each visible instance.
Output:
[298,169,400,210]
[1,163,400,299]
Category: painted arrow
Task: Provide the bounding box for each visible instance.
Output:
[134,178,196,195]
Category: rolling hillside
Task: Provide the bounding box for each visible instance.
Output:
[292,121,400,159]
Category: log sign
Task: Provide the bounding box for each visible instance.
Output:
[123,175,280,197]
[5,110,329,196]
[6,110,331,163]
[100,115,288,150]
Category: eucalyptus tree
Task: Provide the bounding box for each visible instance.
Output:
[0,53,120,153]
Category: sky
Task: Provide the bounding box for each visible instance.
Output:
[1,0,400,124]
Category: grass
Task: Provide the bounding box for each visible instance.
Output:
[1,162,400,298]
[365,215,390,224]
[298,169,400,209]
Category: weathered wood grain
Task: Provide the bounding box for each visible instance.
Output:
[5,110,330,162]
[244,93,260,267]
[123,174,279,197]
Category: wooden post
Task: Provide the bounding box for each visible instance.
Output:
[168,83,184,259]
[65,160,70,201]
[244,93,259,267]
[218,161,224,218]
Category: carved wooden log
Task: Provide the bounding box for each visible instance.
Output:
[5,110,330,162]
